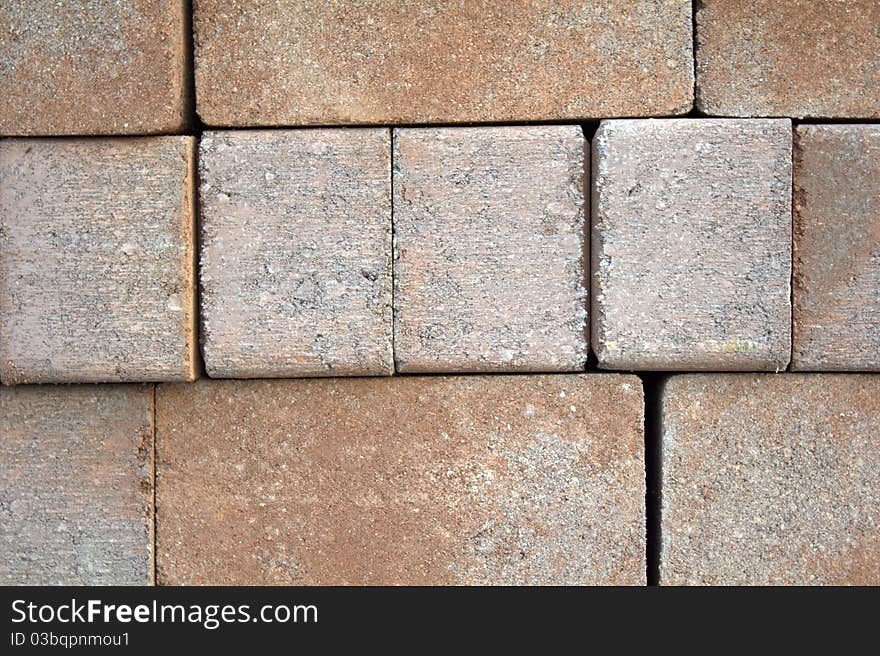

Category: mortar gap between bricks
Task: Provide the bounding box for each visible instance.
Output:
[639,372,665,587]
[151,383,158,586]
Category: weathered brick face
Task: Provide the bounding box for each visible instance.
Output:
[393,126,588,373]
[0,138,198,384]
[660,374,880,586]
[199,129,393,378]
[0,385,153,585]
[157,375,645,585]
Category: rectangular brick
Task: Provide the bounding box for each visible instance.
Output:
[199,129,392,378]
[696,1,880,118]
[792,125,880,371]
[157,375,645,585]
[393,126,587,373]
[592,119,792,371]
[0,1,191,135]
[660,374,880,585]
[0,138,197,384]
[0,385,153,585]
[194,1,693,126]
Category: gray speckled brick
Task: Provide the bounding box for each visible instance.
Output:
[393,126,587,373]
[0,138,197,384]
[198,129,392,378]
[592,119,792,371]
[660,374,880,585]
[792,125,880,371]
[0,384,153,585]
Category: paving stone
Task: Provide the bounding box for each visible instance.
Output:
[0,0,191,135]
[592,119,792,371]
[696,0,880,118]
[199,129,392,378]
[157,374,645,585]
[792,125,880,371]
[0,138,197,384]
[0,384,153,585]
[194,0,693,126]
[393,126,588,373]
[660,374,880,586]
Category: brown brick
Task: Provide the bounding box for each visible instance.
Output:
[0,385,153,585]
[199,129,392,378]
[157,375,645,585]
[592,119,792,371]
[792,125,880,371]
[660,374,880,585]
[0,138,197,384]
[194,1,693,126]
[696,0,880,118]
[0,1,191,135]
[393,126,587,373]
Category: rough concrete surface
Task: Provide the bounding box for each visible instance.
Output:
[194,0,693,125]
[0,0,191,135]
[592,119,792,371]
[0,384,153,585]
[696,0,880,118]
[660,374,880,586]
[393,126,588,373]
[0,138,198,384]
[157,375,645,585]
[199,129,392,378]
[792,125,880,371]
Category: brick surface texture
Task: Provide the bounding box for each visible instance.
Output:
[193,0,693,126]
[0,1,191,135]
[393,126,588,373]
[0,138,197,384]
[660,374,880,586]
[792,125,880,371]
[199,129,392,378]
[696,0,880,118]
[0,385,153,585]
[592,119,792,371]
[157,375,645,585]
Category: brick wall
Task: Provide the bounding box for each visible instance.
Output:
[1,1,877,586]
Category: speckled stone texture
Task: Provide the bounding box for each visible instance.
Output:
[194,0,693,126]
[0,138,197,384]
[0,385,153,585]
[696,0,880,118]
[792,125,880,371]
[592,119,792,371]
[0,1,191,135]
[199,129,392,378]
[157,375,645,585]
[393,126,587,373]
[660,374,880,585]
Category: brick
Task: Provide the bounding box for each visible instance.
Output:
[0,138,197,384]
[194,1,693,126]
[0,385,153,585]
[592,119,792,371]
[696,1,880,118]
[792,125,880,371]
[0,1,191,135]
[199,129,392,378]
[157,375,645,585]
[660,374,880,585]
[393,126,587,373]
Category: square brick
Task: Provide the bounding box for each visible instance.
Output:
[660,374,880,585]
[792,125,880,371]
[393,126,587,373]
[592,119,792,371]
[199,129,392,378]
[0,138,197,384]
[0,385,153,585]
[157,375,645,585]
[1,1,191,135]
